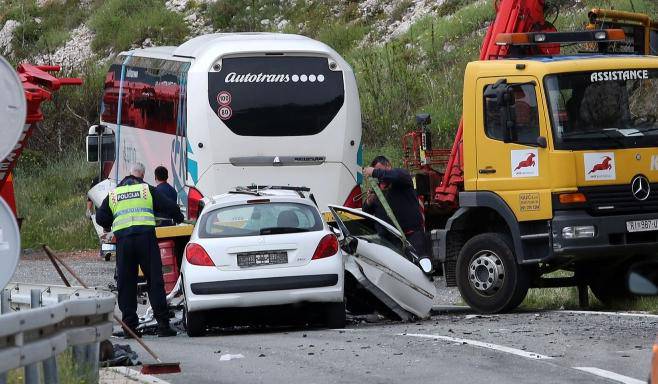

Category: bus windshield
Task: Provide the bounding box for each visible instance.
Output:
[545,69,658,150]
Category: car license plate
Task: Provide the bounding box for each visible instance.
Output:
[237,251,288,267]
[626,219,658,232]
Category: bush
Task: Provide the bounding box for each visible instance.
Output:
[14,151,98,251]
[8,0,92,59]
[89,0,188,53]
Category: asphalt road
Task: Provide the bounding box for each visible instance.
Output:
[12,252,657,384]
[123,309,656,384]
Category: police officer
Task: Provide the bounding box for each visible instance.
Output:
[96,163,183,337]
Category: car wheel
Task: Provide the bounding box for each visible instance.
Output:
[456,233,529,314]
[184,305,206,337]
[325,301,346,329]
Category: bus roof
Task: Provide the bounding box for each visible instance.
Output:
[119,33,344,64]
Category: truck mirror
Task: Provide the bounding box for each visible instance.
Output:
[416,113,431,126]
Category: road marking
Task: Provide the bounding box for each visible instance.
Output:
[558,310,658,319]
[573,367,645,384]
[402,333,553,360]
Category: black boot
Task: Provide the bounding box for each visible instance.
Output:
[157,323,177,337]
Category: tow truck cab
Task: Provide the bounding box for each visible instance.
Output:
[439,55,658,312]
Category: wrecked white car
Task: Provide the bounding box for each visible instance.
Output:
[328,205,437,321]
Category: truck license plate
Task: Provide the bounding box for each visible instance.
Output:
[626,219,658,232]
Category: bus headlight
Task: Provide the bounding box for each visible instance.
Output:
[562,226,596,239]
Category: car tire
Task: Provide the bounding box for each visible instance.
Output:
[456,233,529,314]
[184,305,206,337]
[325,301,346,329]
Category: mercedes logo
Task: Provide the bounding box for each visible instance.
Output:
[631,175,651,201]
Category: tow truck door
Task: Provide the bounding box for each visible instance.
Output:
[474,76,553,220]
[328,205,436,319]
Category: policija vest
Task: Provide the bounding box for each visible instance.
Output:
[108,183,156,232]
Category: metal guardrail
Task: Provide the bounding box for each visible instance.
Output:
[0,283,115,384]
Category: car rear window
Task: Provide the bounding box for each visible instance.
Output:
[207,56,344,136]
[199,202,323,238]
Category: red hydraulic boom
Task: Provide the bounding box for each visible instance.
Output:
[0,64,82,216]
[427,0,558,209]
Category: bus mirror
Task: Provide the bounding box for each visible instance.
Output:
[86,130,115,163]
[536,136,547,148]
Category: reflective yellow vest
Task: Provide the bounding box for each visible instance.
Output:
[108,183,156,232]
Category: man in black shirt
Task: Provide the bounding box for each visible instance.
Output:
[363,156,431,271]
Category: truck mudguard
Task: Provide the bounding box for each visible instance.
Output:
[442,191,526,263]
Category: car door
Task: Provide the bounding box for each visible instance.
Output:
[328,205,436,320]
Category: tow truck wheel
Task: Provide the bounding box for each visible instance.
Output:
[456,233,529,314]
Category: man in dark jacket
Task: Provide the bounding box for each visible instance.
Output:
[96,163,184,337]
[363,156,431,270]
[154,166,177,226]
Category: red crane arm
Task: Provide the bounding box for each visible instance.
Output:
[435,0,555,207]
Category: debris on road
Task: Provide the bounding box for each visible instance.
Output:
[219,354,245,361]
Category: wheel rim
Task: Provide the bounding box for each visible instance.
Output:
[468,250,505,296]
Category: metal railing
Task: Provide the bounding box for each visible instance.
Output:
[0,283,115,384]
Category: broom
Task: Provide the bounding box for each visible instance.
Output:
[43,245,182,375]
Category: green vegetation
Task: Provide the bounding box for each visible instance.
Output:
[6,349,94,384]
[14,152,98,251]
[89,0,187,53]
[5,0,94,59]
[522,286,658,314]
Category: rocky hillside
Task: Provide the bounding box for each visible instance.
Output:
[1,0,655,154]
[3,0,655,250]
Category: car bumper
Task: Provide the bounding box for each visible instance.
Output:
[182,257,344,312]
[551,210,658,259]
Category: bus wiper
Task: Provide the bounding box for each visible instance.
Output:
[260,227,309,235]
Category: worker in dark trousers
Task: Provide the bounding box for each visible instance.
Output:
[363,156,432,272]
[96,163,184,338]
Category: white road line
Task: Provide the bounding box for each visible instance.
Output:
[558,310,658,319]
[402,333,553,360]
[573,367,645,384]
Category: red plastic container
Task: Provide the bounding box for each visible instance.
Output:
[158,240,179,294]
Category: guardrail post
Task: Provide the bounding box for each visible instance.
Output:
[1,289,9,314]
[86,342,100,384]
[24,289,42,384]
[43,294,68,384]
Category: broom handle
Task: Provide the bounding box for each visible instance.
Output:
[43,245,163,363]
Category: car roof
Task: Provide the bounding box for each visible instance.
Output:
[204,189,316,209]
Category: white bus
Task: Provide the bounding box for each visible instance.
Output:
[87,33,363,220]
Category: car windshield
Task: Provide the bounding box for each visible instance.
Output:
[332,209,406,255]
[199,202,323,238]
[545,69,658,150]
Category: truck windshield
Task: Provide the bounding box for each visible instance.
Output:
[545,69,658,150]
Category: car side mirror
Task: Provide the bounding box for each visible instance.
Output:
[419,258,433,274]
[628,261,658,295]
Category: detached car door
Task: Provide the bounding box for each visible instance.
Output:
[328,205,436,320]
